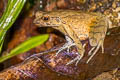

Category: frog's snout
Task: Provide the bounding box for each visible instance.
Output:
[33,18,47,27]
[33,18,44,27]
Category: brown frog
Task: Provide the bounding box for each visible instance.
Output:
[34,10,109,65]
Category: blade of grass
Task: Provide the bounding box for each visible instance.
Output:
[0,34,49,63]
[0,0,26,54]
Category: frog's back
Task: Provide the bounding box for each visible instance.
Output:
[47,10,106,29]
[57,10,106,40]
[45,10,102,18]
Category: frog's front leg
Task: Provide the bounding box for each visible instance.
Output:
[56,34,85,66]
[66,36,85,66]
[61,25,85,66]
[54,25,85,66]
[54,26,76,56]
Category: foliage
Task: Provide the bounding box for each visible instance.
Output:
[0,0,49,62]
[0,34,49,63]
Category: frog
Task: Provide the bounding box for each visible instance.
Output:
[34,10,109,66]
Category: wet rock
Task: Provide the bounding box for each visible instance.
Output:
[92,68,120,80]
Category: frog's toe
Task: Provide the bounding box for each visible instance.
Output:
[67,43,76,53]
[66,53,83,66]
[88,47,96,56]
[55,42,75,56]
[86,41,102,63]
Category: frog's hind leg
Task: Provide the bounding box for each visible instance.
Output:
[66,36,85,66]
[55,35,76,56]
[87,16,108,63]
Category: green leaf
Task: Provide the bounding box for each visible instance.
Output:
[0,0,26,54]
[0,34,49,63]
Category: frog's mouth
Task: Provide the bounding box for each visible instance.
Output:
[37,24,59,27]
[34,19,60,27]
[34,22,60,27]
[43,22,60,27]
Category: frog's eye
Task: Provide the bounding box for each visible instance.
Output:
[42,16,50,21]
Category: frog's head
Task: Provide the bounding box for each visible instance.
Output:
[34,11,62,27]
